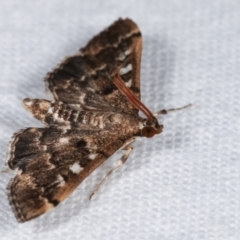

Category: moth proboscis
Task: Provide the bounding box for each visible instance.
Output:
[6,18,190,222]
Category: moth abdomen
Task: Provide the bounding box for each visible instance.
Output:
[23,98,79,125]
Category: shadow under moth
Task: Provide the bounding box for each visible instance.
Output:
[6,18,189,222]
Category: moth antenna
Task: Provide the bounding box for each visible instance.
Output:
[153,104,192,117]
[113,74,155,121]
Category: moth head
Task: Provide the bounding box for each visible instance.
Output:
[113,74,163,138]
[141,117,163,138]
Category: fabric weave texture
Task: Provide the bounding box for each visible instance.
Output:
[1,1,240,239]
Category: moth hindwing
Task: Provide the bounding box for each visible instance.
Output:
[7,18,164,222]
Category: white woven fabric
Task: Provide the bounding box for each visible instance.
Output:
[1,0,240,239]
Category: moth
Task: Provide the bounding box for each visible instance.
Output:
[6,18,188,222]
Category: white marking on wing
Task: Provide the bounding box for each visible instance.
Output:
[97,116,104,129]
[90,117,95,125]
[124,49,131,56]
[70,163,83,174]
[57,175,66,187]
[120,64,132,75]
[79,93,86,104]
[82,115,87,124]
[59,137,69,144]
[138,122,144,129]
[47,106,53,114]
[87,87,95,92]
[89,153,97,160]
[74,111,80,121]
[125,79,132,87]
[118,53,125,61]
[62,124,71,133]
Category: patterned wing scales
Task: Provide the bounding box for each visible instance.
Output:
[7,126,125,222]
[45,18,142,114]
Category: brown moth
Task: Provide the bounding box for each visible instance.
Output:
[7,18,188,222]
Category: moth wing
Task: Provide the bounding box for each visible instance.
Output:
[7,126,123,222]
[45,18,142,114]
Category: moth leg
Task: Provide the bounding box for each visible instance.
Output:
[1,168,11,173]
[89,138,135,200]
[153,103,192,117]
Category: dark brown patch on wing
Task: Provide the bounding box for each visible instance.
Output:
[45,18,142,114]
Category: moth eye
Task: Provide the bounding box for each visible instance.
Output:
[142,126,156,138]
